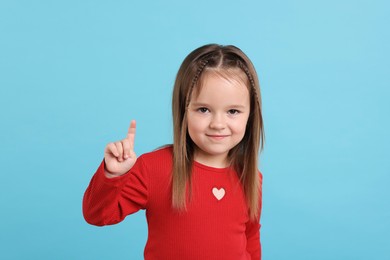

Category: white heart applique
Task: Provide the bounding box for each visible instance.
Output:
[212,187,225,200]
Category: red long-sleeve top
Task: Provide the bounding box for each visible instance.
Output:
[83,146,262,259]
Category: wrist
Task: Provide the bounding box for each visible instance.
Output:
[103,160,126,178]
[104,170,122,179]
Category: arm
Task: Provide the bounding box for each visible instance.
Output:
[82,158,148,226]
[82,120,147,226]
[245,219,261,259]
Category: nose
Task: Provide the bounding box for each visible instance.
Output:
[209,113,226,130]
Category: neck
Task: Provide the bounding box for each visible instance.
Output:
[193,150,229,168]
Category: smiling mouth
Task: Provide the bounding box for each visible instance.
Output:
[206,134,229,140]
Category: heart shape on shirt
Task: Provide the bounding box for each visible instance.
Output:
[212,187,225,200]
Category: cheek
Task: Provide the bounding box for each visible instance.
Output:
[232,118,249,135]
[188,122,203,137]
[187,121,204,148]
[187,115,201,138]
[187,113,207,132]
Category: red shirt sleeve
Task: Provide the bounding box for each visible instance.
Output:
[245,172,263,259]
[246,219,261,259]
[82,157,149,226]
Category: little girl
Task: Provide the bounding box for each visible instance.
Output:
[83,44,265,260]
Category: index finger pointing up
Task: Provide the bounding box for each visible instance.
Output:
[127,120,136,149]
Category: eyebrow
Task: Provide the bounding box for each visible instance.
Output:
[190,102,247,109]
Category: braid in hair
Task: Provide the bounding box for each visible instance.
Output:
[185,59,209,108]
[237,60,261,109]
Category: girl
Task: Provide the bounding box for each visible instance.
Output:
[83,44,265,260]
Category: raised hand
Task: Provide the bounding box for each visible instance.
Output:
[104,120,137,177]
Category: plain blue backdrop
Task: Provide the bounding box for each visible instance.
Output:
[0,0,389,259]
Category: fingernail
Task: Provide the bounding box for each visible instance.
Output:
[124,154,128,159]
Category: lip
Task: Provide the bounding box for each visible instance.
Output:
[206,134,229,140]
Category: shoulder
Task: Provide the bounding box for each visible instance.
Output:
[128,145,173,180]
[258,170,263,180]
[133,145,173,190]
[137,145,173,166]
[140,145,173,159]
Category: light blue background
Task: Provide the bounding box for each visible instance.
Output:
[1,0,389,259]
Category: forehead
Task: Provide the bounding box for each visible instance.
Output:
[193,69,249,96]
[190,70,250,107]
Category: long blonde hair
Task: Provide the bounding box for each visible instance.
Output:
[171,44,264,220]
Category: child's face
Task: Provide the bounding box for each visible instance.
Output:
[187,71,250,167]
